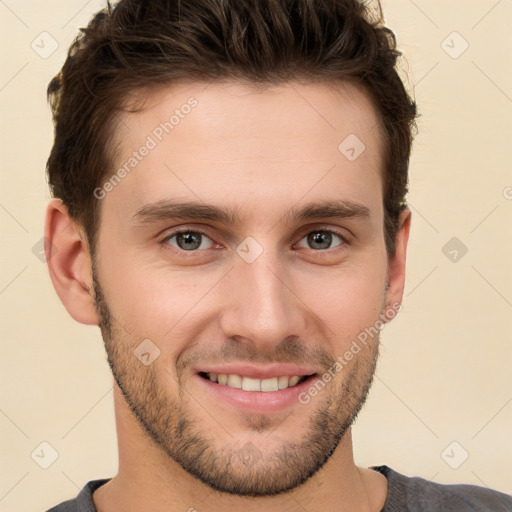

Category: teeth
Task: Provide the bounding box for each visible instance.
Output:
[261,377,279,392]
[205,373,307,391]
[227,374,242,388]
[241,377,260,391]
[288,376,300,386]
[278,376,289,389]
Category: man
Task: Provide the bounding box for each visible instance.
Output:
[43,0,512,510]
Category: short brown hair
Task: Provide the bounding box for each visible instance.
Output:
[47,0,417,256]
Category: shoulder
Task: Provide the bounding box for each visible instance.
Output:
[372,465,512,512]
[45,498,76,512]
[44,479,110,512]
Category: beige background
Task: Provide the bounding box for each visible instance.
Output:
[1,0,511,510]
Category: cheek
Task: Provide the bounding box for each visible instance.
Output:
[98,224,388,354]
[98,246,224,355]
[293,261,387,339]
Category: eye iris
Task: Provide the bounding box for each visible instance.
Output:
[177,232,202,250]
[308,231,332,250]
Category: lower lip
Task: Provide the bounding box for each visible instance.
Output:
[194,374,318,413]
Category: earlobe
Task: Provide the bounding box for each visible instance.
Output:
[44,199,99,326]
[384,208,411,318]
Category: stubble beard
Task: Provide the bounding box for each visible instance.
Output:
[92,267,381,497]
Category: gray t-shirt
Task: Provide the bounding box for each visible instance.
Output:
[46,465,512,511]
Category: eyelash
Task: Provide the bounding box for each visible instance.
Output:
[159,226,350,255]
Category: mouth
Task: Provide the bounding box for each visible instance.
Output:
[198,371,317,391]
[193,363,321,413]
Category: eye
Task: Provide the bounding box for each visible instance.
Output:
[164,230,215,251]
[296,230,346,251]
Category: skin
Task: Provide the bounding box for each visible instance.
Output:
[45,80,411,512]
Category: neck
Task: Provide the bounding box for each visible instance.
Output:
[93,385,388,512]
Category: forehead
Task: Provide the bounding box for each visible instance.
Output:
[107,80,384,223]
[116,79,382,156]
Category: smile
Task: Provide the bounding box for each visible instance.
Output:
[199,372,313,391]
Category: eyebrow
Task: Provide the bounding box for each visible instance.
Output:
[131,198,371,226]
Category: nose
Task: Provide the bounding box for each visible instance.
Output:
[218,248,308,353]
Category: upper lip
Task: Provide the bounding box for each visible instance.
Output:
[196,363,318,380]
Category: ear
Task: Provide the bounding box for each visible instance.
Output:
[383,208,411,319]
[44,198,99,326]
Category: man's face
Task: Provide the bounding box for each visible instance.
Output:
[93,81,394,496]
